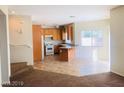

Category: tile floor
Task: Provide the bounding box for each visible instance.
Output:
[33,55,110,76]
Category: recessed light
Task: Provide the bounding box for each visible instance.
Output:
[11,10,15,14]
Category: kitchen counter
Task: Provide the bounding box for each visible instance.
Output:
[59,46,74,49]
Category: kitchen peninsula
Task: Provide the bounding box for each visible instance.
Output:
[59,46,75,61]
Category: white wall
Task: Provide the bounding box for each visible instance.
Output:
[0,55,1,86]
[9,15,33,65]
[0,6,10,85]
[74,19,110,61]
[110,6,124,76]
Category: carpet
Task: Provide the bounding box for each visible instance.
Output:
[9,69,124,87]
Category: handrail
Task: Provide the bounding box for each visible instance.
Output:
[10,44,32,48]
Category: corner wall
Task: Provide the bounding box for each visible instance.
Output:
[110,6,124,76]
[9,15,33,65]
[0,55,1,86]
[0,5,10,85]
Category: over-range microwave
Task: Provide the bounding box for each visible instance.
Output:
[45,35,53,41]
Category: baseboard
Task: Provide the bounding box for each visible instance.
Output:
[111,70,124,77]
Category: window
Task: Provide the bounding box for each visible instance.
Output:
[81,31,92,46]
[81,30,103,46]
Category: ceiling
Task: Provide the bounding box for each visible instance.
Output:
[8,5,117,26]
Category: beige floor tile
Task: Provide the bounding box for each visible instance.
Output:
[33,55,110,76]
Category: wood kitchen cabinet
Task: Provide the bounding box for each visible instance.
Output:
[43,24,73,41]
[32,25,42,62]
[43,28,53,35]
[59,26,66,40]
[59,47,75,61]
[43,28,62,40]
[66,23,73,41]
[60,23,73,41]
[54,45,60,54]
[53,29,62,40]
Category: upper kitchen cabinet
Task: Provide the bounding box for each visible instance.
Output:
[43,28,53,35]
[66,23,73,41]
[59,26,66,40]
[60,23,74,42]
[43,28,62,40]
[53,28,62,40]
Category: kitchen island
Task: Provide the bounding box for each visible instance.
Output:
[59,46,75,61]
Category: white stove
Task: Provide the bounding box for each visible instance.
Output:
[45,42,54,56]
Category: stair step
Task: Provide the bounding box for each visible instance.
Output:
[11,62,27,75]
[11,65,33,78]
[11,62,33,78]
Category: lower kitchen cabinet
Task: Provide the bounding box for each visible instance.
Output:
[59,47,75,61]
[54,45,60,54]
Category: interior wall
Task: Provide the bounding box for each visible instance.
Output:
[74,19,110,61]
[97,28,109,60]
[110,6,124,76]
[9,15,33,65]
[0,6,10,85]
[0,55,1,86]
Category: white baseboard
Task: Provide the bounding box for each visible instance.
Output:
[111,70,124,77]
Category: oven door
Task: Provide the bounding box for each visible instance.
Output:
[46,46,54,52]
[46,45,54,55]
[47,47,53,51]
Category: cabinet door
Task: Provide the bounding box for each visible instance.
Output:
[53,29,57,40]
[57,29,62,40]
[67,25,70,40]
[70,25,73,41]
[53,29,62,40]
[43,28,62,40]
[61,27,67,40]
[67,24,73,41]
[44,28,53,35]
[54,45,60,54]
